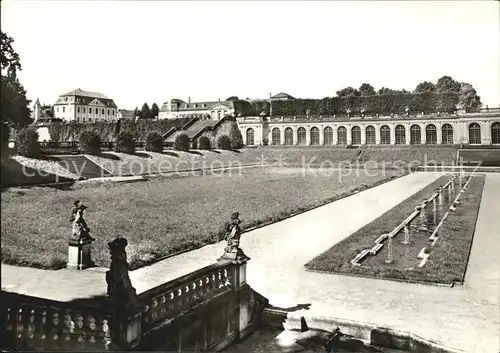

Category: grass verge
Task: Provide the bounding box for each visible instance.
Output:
[305,174,485,285]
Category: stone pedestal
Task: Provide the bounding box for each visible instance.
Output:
[67,238,95,270]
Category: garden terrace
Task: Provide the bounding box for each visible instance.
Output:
[306,173,485,285]
[458,149,500,167]
[0,167,402,270]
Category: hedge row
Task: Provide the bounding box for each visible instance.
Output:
[233,92,459,117]
[47,118,190,142]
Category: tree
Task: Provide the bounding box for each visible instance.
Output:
[115,131,135,154]
[413,81,435,94]
[435,76,461,93]
[150,103,159,119]
[458,83,482,113]
[16,128,41,157]
[79,130,101,155]
[229,122,243,149]
[198,136,211,150]
[145,131,163,152]
[217,135,231,150]
[1,31,32,151]
[174,133,190,151]
[336,87,360,98]
[226,96,239,101]
[377,87,409,95]
[139,103,150,119]
[133,107,140,119]
[358,83,376,96]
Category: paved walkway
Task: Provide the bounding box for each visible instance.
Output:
[2,172,499,353]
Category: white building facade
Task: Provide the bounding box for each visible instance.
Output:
[237,113,500,146]
[159,98,235,120]
[53,89,118,122]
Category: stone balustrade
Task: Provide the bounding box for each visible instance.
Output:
[139,262,234,333]
[1,291,115,352]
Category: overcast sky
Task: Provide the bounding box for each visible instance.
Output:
[1,1,499,109]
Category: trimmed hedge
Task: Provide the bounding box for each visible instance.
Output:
[217,135,231,150]
[79,130,101,154]
[229,122,243,149]
[231,93,459,117]
[198,136,211,150]
[16,128,41,157]
[145,131,163,153]
[115,131,135,154]
[174,133,190,151]
[47,118,190,142]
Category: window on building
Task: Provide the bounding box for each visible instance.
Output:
[57,107,59,112]
[351,126,361,145]
[410,125,421,144]
[217,111,221,119]
[83,107,86,113]
[89,118,92,122]
[324,127,333,145]
[113,110,115,116]
[246,128,254,145]
[380,125,391,144]
[76,117,79,122]
[395,125,406,144]
[310,127,320,145]
[108,110,110,115]
[337,126,347,145]
[442,124,454,144]
[77,107,80,113]
[285,128,294,145]
[426,125,437,144]
[272,128,281,145]
[365,126,376,144]
[102,109,104,114]
[83,118,86,122]
[469,123,481,144]
[492,123,500,144]
[63,107,65,113]
[297,127,307,145]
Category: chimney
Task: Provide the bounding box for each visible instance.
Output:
[188,97,191,104]
[218,98,220,102]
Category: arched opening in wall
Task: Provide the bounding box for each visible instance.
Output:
[426,124,437,144]
[272,128,281,145]
[324,127,333,145]
[365,126,376,145]
[297,127,307,145]
[395,125,406,144]
[442,124,454,145]
[246,128,254,145]
[469,123,481,144]
[410,125,421,144]
[491,122,500,144]
[337,126,347,145]
[380,125,391,145]
[351,126,361,145]
[310,127,320,145]
[285,128,294,145]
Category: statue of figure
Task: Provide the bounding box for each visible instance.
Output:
[105,237,138,306]
[224,212,242,253]
[70,201,94,241]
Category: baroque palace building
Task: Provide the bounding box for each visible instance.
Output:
[53,88,118,122]
[237,112,500,146]
[159,98,235,120]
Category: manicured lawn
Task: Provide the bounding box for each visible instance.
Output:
[306,174,485,285]
[1,167,403,270]
[459,150,500,166]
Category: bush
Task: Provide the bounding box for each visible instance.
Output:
[79,130,102,154]
[115,131,135,154]
[146,131,163,152]
[16,128,41,157]
[229,122,243,149]
[174,133,190,151]
[217,135,231,150]
[198,136,211,150]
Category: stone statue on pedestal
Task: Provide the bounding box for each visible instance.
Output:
[219,212,249,262]
[70,201,95,242]
[106,237,138,307]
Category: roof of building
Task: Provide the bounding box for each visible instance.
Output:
[118,109,135,117]
[60,88,111,100]
[271,92,295,100]
[55,88,117,108]
[160,100,234,112]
